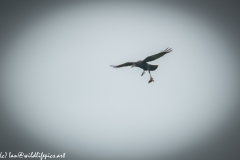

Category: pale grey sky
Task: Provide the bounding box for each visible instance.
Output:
[1,1,240,160]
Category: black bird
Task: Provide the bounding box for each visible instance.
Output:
[110,48,172,83]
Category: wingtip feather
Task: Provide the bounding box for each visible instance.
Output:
[164,48,173,53]
[110,65,117,68]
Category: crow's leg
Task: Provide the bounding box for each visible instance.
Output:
[141,70,145,76]
[148,70,154,83]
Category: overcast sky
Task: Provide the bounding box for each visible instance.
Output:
[1,1,240,160]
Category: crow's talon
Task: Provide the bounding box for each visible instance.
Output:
[148,78,154,83]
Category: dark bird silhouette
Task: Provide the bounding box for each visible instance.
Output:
[110,48,173,83]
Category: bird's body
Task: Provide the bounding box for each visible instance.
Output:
[111,48,172,83]
[134,60,158,71]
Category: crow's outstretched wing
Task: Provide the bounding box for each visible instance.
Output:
[110,62,134,68]
[143,48,172,62]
